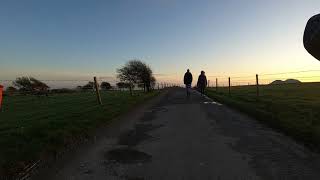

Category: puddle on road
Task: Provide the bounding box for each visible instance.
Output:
[118,123,163,146]
[118,129,153,146]
[105,148,152,164]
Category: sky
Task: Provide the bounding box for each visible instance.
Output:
[0,0,320,87]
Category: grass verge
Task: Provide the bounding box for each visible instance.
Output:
[0,90,160,177]
[206,83,320,149]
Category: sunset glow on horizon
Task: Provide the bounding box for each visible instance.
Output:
[1,0,320,88]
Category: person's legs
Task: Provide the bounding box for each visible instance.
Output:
[185,85,188,96]
[186,84,191,97]
[201,87,205,96]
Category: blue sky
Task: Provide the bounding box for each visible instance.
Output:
[0,0,320,84]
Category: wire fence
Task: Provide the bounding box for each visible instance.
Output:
[0,75,181,179]
[0,70,319,179]
[205,69,320,98]
[1,69,319,98]
[207,69,320,87]
[0,75,180,115]
[0,79,178,91]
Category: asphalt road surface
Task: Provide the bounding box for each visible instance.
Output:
[34,88,320,180]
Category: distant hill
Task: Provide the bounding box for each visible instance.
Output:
[270,80,284,85]
[270,79,302,85]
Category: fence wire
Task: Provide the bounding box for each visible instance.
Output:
[0,76,177,179]
[1,69,319,90]
[206,69,320,87]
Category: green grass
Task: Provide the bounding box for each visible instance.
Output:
[0,90,160,177]
[206,83,320,149]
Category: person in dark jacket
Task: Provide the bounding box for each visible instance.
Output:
[197,71,207,96]
[184,69,193,97]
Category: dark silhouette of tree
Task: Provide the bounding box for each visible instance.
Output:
[101,82,112,90]
[6,86,17,92]
[13,77,49,93]
[82,82,94,90]
[137,83,145,91]
[13,77,33,91]
[150,76,156,90]
[123,82,132,89]
[116,82,132,91]
[117,60,156,95]
[117,61,139,95]
[116,82,125,91]
[138,63,154,92]
[30,77,49,91]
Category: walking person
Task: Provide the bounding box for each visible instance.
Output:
[197,71,207,96]
[184,69,193,97]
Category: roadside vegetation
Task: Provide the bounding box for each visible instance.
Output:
[0,59,160,177]
[0,90,159,177]
[206,82,320,149]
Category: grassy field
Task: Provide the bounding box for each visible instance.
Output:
[0,90,160,177]
[206,82,320,149]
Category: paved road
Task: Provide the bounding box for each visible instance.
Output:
[34,88,320,180]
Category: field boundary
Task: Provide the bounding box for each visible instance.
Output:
[31,89,170,180]
[206,90,320,152]
[10,90,163,180]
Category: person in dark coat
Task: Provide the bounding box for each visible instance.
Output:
[197,71,207,96]
[184,69,193,97]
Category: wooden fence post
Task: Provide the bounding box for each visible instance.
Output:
[216,78,218,91]
[256,74,259,98]
[94,77,102,105]
[228,77,231,96]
